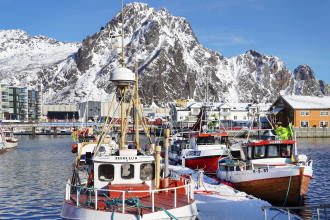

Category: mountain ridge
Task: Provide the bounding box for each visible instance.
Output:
[0,2,328,105]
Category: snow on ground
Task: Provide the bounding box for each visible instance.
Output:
[170,165,302,220]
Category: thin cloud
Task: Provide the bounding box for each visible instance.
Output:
[200,34,255,46]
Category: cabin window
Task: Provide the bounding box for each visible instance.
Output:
[267,145,279,157]
[140,163,155,181]
[121,164,134,179]
[254,145,265,158]
[197,136,216,145]
[280,145,292,157]
[98,164,114,181]
[247,146,253,159]
[221,136,229,144]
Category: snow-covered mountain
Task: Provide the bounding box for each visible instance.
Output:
[0,29,80,89]
[0,3,329,104]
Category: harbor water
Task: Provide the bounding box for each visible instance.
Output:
[0,135,329,219]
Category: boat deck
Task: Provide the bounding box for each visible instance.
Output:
[68,190,192,215]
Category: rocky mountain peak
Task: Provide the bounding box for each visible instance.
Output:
[294,65,315,81]
[0,3,329,105]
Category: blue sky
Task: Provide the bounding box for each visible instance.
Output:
[1,0,329,83]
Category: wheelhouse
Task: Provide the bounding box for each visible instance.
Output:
[93,149,155,189]
[243,140,295,160]
[192,133,229,145]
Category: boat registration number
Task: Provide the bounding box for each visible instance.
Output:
[253,168,269,173]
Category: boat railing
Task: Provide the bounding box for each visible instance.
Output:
[65,179,194,213]
[261,204,330,220]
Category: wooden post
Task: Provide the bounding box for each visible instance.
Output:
[155,145,161,189]
[164,128,170,188]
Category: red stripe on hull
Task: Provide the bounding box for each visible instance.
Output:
[185,156,224,173]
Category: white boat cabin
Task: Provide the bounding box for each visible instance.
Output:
[93,149,155,189]
[190,133,229,149]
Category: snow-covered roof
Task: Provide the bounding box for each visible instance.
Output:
[282,95,330,109]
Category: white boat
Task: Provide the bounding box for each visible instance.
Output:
[169,132,229,174]
[216,139,313,205]
[169,105,229,174]
[3,130,18,149]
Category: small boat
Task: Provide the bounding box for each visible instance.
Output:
[169,104,229,174]
[3,130,18,149]
[0,139,6,153]
[216,139,313,205]
[169,132,229,174]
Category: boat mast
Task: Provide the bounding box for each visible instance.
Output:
[134,62,140,150]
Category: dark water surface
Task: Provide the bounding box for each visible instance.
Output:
[298,138,330,218]
[0,136,74,219]
[0,136,329,219]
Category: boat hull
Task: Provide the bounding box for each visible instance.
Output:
[61,200,198,220]
[5,141,18,149]
[217,166,312,205]
[185,155,224,173]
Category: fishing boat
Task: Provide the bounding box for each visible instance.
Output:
[61,6,198,218]
[169,106,229,174]
[216,139,313,205]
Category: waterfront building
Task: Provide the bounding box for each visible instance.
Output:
[0,84,40,121]
[78,100,120,122]
[170,101,271,128]
[0,84,9,121]
[42,104,78,122]
[270,95,330,128]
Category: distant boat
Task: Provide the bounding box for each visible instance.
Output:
[169,131,229,174]
[3,130,18,149]
[169,105,229,174]
[216,139,313,205]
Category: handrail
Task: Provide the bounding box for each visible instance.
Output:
[69,181,191,193]
[261,204,330,220]
[65,180,194,214]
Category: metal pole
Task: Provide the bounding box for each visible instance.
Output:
[95,189,98,210]
[151,191,155,212]
[135,62,140,150]
[122,191,125,213]
[174,188,177,208]
[76,188,80,206]
[120,87,126,148]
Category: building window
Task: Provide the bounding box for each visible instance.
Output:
[320,121,328,128]
[320,111,329,116]
[300,111,310,116]
[234,116,237,120]
[300,121,309,128]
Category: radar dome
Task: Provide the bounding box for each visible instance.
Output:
[110,67,135,86]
